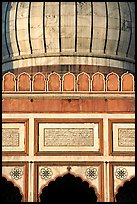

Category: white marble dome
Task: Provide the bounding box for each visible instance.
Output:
[2,2,135,72]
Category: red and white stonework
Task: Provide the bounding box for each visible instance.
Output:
[2,2,135,202]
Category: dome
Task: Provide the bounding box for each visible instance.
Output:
[2,2,135,73]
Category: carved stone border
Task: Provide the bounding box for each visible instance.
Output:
[34,118,103,156]
[2,118,29,156]
[108,118,135,156]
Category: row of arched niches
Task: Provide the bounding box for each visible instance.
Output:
[1,176,136,202]
[2,71,135,92]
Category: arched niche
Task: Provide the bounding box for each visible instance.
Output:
[92,72,105,91]
[47,72,61,92]
[77,72,90,92]
[62,72,75,91]
[17,72,31,91]
[39,173,98,203]
[3,72,16,91]
[106,72,119,91]
[32,72,45,91]
[1,176,23,202]
[121,73,134,91]
[115,177,135,202]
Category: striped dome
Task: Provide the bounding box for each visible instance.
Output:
[2,2,135,73]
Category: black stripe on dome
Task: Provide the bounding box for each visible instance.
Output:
[4,2,10,57]
[90,2,93,53]
[28,2,33,54]
[126,2,132,57]
[75,2,77,52]
[116,2,121,55]
[104,2,108,54]
[59,2,61,52]
[43,2,46,53]
[15,2,20,55]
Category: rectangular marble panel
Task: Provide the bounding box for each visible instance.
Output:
[2,123,25,152]
[113,123,135,152]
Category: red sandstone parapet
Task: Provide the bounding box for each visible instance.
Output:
[2,71,135,92]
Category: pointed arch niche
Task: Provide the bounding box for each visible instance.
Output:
[39,173,98,203]
[106,72,119,91]
[3,72,16,91]
[32,72,46,91]
[92,72,105,91]
[115,177,135,202]
[17,72,31,91]
[1,176,23,202]
[62,72,75,92]
[77,72,90,92]
[121,73,134,91]
[47,72,61,92]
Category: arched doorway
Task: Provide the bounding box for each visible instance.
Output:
[40,173,97,203]
[1,176,22,202]
[115,177,135,202]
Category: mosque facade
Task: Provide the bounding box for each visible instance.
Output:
[2,2,135,202]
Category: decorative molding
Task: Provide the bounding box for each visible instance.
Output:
[108,119,135,156]
[2,118,29,156]
[2,71,134,93]
[34,118,103,155]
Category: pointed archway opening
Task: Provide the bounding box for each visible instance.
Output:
[115,177,136,202]
[40,173,97,203]
[1,177,23,202]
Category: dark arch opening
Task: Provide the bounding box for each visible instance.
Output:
[40,173,97,203]
[1,176,22,202]
[115,177,136,202]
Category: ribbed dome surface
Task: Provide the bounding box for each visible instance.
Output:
[2,2,135,72]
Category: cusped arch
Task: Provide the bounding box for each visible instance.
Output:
[121,72,134,91]
[62,72,75,91]
[3,72,16,91]
[47,72,61,92]
[39,172,99,202]
[77,72,90,92]
[106,72,119,91]
[1,176,23,202]
[17,72,31,91]
[32,72,46,91]
[92,72,105,91]
[115,176,135,202]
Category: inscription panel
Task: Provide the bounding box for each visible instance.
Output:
[113,123,135,152]
[118,128,135,147]
[44,128,94,146]
[39,123,99,152]
[2,123,25,152]
[2,128,19,147]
